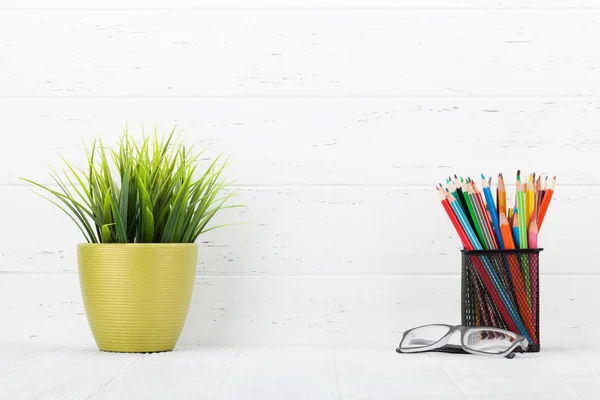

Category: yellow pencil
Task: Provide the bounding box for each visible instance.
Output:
[526,174,534,229]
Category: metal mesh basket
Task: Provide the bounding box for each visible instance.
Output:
[461,249,542,352]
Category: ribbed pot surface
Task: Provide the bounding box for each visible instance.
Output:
[77,244,198,353]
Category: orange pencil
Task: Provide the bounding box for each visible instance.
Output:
[500,212,538,343]
[497,173,506,217]
[538,176,556,230]
[500,212,516,250]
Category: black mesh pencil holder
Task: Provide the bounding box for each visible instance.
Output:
[461,249,543,352]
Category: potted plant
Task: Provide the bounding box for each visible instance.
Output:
[22,128,237,353]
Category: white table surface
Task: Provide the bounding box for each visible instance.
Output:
[2,342,599,400]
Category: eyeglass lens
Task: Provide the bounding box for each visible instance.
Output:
[465,329,516,354]
[401,325,451,348]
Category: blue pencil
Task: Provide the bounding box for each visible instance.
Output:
[447,190,481,249]
[482,174,505,250]
[512,208,520,249]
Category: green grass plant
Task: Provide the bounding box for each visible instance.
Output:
[21,127,238,243]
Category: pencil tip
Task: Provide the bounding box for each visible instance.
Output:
[481,173,485,179]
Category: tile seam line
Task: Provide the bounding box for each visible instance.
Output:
[429,355,469,400]
[3,96,600,100]
[1,273,599,278]
[2,183,599,189]
[2,8,600,12]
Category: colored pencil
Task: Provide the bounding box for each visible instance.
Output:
[512,208,520,249]
[482,174,505,250]
[437,187,471,248]
[529,212,539,249]
[538,176,555,230]
[526,174,535,229]
[447,181,468,224]
[541,176,548,203]
[500,212,537,342]
[516,174,528,249]
[467,183,493,250]
[497,173,506,218]
[447,192,525,336]
[471,180,498,249]
[441,184,495,329]
[476,275,501,330]
[477,180,499,249]
[528,212,539,326]
[535,176,543,221]
[474,289,482,326]
[516,174,532,308]
[448,190,481,249]
[454,180,474,230]
[437,171,555,344]
[461,181,486,249]
[438,187,493,329]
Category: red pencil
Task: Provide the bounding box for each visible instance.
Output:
[437,186,471,248]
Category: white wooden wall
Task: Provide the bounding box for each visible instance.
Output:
[1,0,599,348]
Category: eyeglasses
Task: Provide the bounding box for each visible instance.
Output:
[396,324,528,359]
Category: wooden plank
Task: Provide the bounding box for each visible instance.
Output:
[3,99,599,186]
[2,345,598,400]
[0,342,62,380]
[3,346,599,400]
[4,1,600,10]
[1,12,599,97]
[93,348,337,400]
[0,346,142,400]
[1,274,598,348]
[431,354,579,399]
[0,185,595,274]
[212,348,340,400]
[0,346,239,400]
[335,349,586,399]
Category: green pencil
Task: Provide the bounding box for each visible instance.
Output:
[516,173,528,248]
[516,172,531,306]
[463,180,487,249]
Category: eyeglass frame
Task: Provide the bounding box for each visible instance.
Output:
[396,324,529,359]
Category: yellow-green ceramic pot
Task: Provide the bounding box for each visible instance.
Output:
[77,244,198,353]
